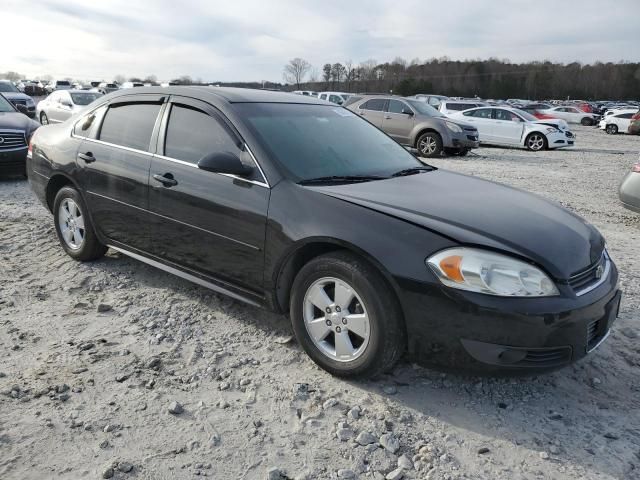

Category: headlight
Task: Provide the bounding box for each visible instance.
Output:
[426,248,559,297]
[545,127,558,134]
[444,121,463,133]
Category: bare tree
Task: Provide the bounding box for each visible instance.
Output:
[283,58,311,89]
[113,74,126,84]
[322,64,332,85]
[308,67,320,83]
[330,63,345,87]
[344,60,356,91]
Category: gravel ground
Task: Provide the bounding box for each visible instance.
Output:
[0,125,639,480]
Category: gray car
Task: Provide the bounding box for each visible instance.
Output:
[347,96,479,157]
[619,161,640,212]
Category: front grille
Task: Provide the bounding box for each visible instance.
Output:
[0,131,27,151]
[463,126,477,131]
[467,135,478,141]
[569,252,607,294]
[514,346,572,367]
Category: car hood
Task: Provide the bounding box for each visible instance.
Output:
[312,170,603,279]
[0,111,40,135]
[2,92,32,102]
[533,118,569,131]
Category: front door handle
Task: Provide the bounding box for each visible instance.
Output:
[384,115,392,119]
[78,152,96,163]
[152,173,178,187]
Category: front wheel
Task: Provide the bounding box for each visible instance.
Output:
[581,117,594,126]
[525,132,547,151]
[290,252,406,378]
[53,186,107,261]
[416,132,443,158]
[605,124,618,134]
[40,112,49,125]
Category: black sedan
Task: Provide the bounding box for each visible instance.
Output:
[26,87,620,377]
[0,93,40,176]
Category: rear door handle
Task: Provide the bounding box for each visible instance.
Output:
[384,115,392,119]
[152,173,178,187]
[77,152,96,163]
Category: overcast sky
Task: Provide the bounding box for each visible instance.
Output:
[3,0,639,82]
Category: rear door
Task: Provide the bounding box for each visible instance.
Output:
[355,98,387,127]
[615,112,633,131]
[382,99,414,144]
[147,96,269,292]
[462,108,495,142]
[77,94,165,252]
[492,109,525,145]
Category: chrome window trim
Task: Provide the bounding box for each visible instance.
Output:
[574,252,611,297]
[71,134,154,157]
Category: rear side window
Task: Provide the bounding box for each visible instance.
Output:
[465,108,492,119]
[617,113,633,119]
[360,99,386,111]
[99,102,161,151]
[164,105,239,164]
[446,103,474,111]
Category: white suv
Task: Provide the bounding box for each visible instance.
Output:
[439,100,487,116]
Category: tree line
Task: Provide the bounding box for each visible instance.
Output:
[282,57,640,100]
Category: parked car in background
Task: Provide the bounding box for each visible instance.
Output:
[27,87,619,376]
[121,82,144,89]
[23,80,46,96]
[438,100,487,116]
[45,80,73,94]
[619,161,640,212]
[542,106,599,126]
[409,94,448,109]
[293,90,317,96]
[0,80,36,118]
[97,82,120,95]
[599,111,635,134]
[451,107,574,151]
[347,95,479,157]
[36,90,102,125]
[318,92,351,105]
[628,112,640,135]
[0,93,40,175]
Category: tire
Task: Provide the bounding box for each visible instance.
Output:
[581,117,593,126]
[457,148,470,157]
[290,251,406,378]
[525,132,548,151]
[416,132,443,158]
[40,112,49,125]
[605,124,618,135]
[53,186,107,261]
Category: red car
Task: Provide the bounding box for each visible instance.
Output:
[518,106,560,120]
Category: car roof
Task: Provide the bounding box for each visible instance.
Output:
[106,86,326,105]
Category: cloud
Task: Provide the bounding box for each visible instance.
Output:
[2,0,639,82]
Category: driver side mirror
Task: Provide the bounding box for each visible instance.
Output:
[402,108,414,116]
[197,151,253,176]
[15,104,29,115]
[61,100,73,108]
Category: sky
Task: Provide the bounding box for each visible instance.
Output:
[3,0,639,83]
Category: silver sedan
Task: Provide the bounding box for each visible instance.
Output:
[619,160,640,213]
[36,90,102,125]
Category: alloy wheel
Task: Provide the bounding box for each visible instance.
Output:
[58,198,85,250]
[41,113,49,125]
[303,277,370,362]
[419,137,437,155]
[528,134,545,151]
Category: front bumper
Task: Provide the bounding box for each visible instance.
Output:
[399,258,620,373]
[546,130,573,149]
[0,147,27,175]
[445,129,480,150]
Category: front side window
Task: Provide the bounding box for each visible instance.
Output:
[360,99,386,111]
[99,102,161,151]
[467,108,492,119]
[387,100,410,114]
[164,105,239,164]
[74,105,107,138]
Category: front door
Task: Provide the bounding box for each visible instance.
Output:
[492,109,525,145]
[146,97,269,292]
[356,98,387,128]
[78,95,165,252]
[463,108,495,142]
[382,99,414,145]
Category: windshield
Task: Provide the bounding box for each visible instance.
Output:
[406,100,443,117]
[235,103,423,182]
[70,92,101,105]
[56,81,71,86]
[0,82,18,93]
[0,95,15,112]
[513,108,538,122]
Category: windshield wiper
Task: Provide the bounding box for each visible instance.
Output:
[298,175,387,185]
[391,166,436,177]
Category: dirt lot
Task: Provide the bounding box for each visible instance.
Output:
[1,126,639,480]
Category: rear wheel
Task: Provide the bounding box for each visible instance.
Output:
[53,186,107,261]
[605,124,618,134]
[290,252,405,378]
[525,132,547,151]
[456,148,470,157]
[40,112,49,125]
[581,117,594,126]
[416,132,443,158]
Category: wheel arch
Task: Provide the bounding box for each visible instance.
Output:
[412,127,442,148]
[45,173,81,212]
[272,237,406,319]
